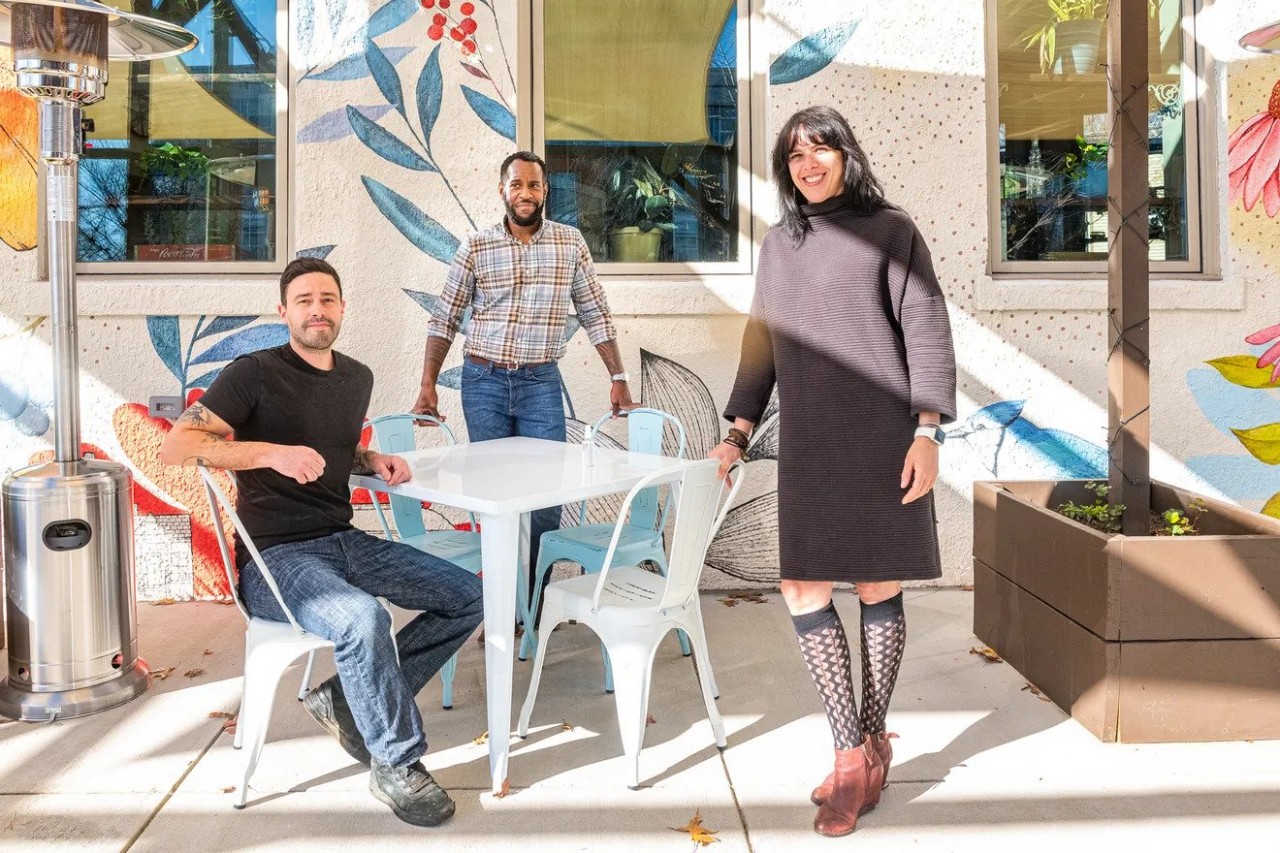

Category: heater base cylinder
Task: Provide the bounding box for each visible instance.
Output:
[0,661,150,722]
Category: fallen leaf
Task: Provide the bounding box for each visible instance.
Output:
[718,598,738,607]
[960,584,975,592]
[209,710,234,719]
[560,720,574,732]
[968,646,1003,664]
[473,730,489,746]
[646,714,657,726]
[221,786,236,794]
[670,809,719,846]
[214,599,236,606]
[203,649,214,656]
[495,778,511,798]
[153,667,176,680]
[1021,683,1051,702]
[726,591,768,604]
[152,598,177,606]
[221,719,237,735]
[183,668,206,679]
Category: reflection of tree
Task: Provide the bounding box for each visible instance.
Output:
[78,155,127,262]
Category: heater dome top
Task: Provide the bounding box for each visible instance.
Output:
[0,0,196,61]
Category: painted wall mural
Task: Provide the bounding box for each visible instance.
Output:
[1228,79,1280,217]
[0,46,38,252]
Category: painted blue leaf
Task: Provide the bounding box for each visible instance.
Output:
[562,315,581,343]
[1186,367,1280,437]
[347,105,436,171]
[0,375,27,419]
[367,0,418,38]
[438,365,463,390]
[769,20,860,85]
[190,324,290,366]
[15,402,50,437]
[461,86,515,141]
[403,289,438,313]
[187,368,224,390]
[362,176,460,263]
[146,316,184,382]
[296,244,336,260]
[1186,454,1280,501]
[366,39,406,117]
[308,46,415,82]
[299,104,394,144]
[416,45,444,149]
[196,316,256,341]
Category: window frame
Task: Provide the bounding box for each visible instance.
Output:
[984,0,1217,278]
[524,0,760,276]
[68,0,291,276]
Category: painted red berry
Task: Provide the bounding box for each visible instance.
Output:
[450,26,464,40]
[421,0,434,7]
[460,2,474,14]
[432,12,445,25]
[461,39,476,54]
[427,24,444,40]
[439,0,450,7]
[460,17,477,34]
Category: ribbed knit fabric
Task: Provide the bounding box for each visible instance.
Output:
[792,603,861,750]
[858,592,906,735]
[724,198,956,582]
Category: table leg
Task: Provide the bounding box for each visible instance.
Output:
[478,511,526,793]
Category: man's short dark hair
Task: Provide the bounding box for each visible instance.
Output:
[500,150,547,183]
[279,257,342,304]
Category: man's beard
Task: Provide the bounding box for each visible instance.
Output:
[505,198,544,228]
[293,320,339,351]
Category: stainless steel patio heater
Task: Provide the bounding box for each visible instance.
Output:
[0,0,195,721]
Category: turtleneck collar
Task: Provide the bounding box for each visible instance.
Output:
[799,194,854,221]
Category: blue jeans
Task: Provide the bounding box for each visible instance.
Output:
[240,529,484,767]
[461,358,565,613]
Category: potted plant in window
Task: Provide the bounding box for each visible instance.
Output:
[1017,0,1107,74]
[604,158,681,263]
[134,142,233,260]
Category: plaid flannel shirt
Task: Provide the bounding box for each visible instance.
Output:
[426,218,616,364]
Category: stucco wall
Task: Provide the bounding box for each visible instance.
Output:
[2,0,1278,598]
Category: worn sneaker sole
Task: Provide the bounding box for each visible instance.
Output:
[369,776,457,827]
[302,690,372,766]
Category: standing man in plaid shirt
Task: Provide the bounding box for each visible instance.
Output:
[412,150,633,618]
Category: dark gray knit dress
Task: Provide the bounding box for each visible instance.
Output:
[725,197,957,582]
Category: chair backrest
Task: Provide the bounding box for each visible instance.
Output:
[586,408,686,531]
[591,459,744,615]
[365,413,475,538]
[198,465,306,635]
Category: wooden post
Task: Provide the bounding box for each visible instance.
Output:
[1107,0,1152,535]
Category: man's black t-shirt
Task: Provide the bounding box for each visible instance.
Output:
[198,344,373,566]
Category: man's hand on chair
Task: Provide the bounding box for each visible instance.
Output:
[411,384,444,426]
[371,453,413,486]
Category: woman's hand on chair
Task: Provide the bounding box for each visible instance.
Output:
[708,441,742,482]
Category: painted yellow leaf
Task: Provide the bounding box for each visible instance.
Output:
[1206,356,1280,389]
[670,810,719,846]
[1262,493,1280,520]
[1231,423,1280,465]
[0,49,39,252]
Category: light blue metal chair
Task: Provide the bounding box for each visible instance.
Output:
[365,413,483,710]
[519,408,695,693]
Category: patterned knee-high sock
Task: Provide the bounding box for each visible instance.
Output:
[859,592,906,734]
[792,602,861,750]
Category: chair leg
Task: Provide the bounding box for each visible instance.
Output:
[236,642,310,809]
[601,642,614,694]
[439,652,458,710]
[603,636,660,789]
[519,550,559,661]
[296,649,317,701]
[652,553,692,657]
[683,615,727,749]
[692,596,719,699]
[517,601,564,737]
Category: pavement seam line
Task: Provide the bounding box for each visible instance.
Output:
[718,748,754,853]
[120,723,226,852]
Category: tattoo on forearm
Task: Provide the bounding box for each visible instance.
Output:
[352,448,376,474]
[178,403,211,427]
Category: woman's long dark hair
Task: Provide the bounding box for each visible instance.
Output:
[771,106,889,241]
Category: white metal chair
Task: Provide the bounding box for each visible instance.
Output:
[517,459,744,788]
[199,466,390,810]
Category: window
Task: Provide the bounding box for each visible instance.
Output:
[989,0,1206,274]
[533,0,749,272]
[77,0,285,271]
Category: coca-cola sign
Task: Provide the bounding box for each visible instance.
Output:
[135,244,235,262]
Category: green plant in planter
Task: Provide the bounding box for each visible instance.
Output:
[1058,481,1207,535]
[1059,135,1107,182]
[140,142,210,196]
[1017,0,1157,74]
[607,158,680,235]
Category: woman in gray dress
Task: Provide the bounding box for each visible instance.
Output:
[710,106,956,837]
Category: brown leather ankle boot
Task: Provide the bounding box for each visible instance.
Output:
[811,731,895,805]
[813,736,876,837]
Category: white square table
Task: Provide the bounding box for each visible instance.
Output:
[351,435,714,793]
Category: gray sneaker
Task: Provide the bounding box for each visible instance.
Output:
[302,677,371,765]
[369,760,457,827]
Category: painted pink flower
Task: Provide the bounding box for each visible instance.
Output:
[1247,322,1280,382]
[1228,80,1280,217]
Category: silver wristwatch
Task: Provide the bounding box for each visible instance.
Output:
[610,372,629,383]
[914,424,945,445]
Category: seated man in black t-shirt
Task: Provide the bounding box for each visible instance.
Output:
[159,257,483,828]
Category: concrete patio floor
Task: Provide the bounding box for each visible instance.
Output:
[2,589,1279,852]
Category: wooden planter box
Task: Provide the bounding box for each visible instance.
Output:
[973,479,1280,742]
